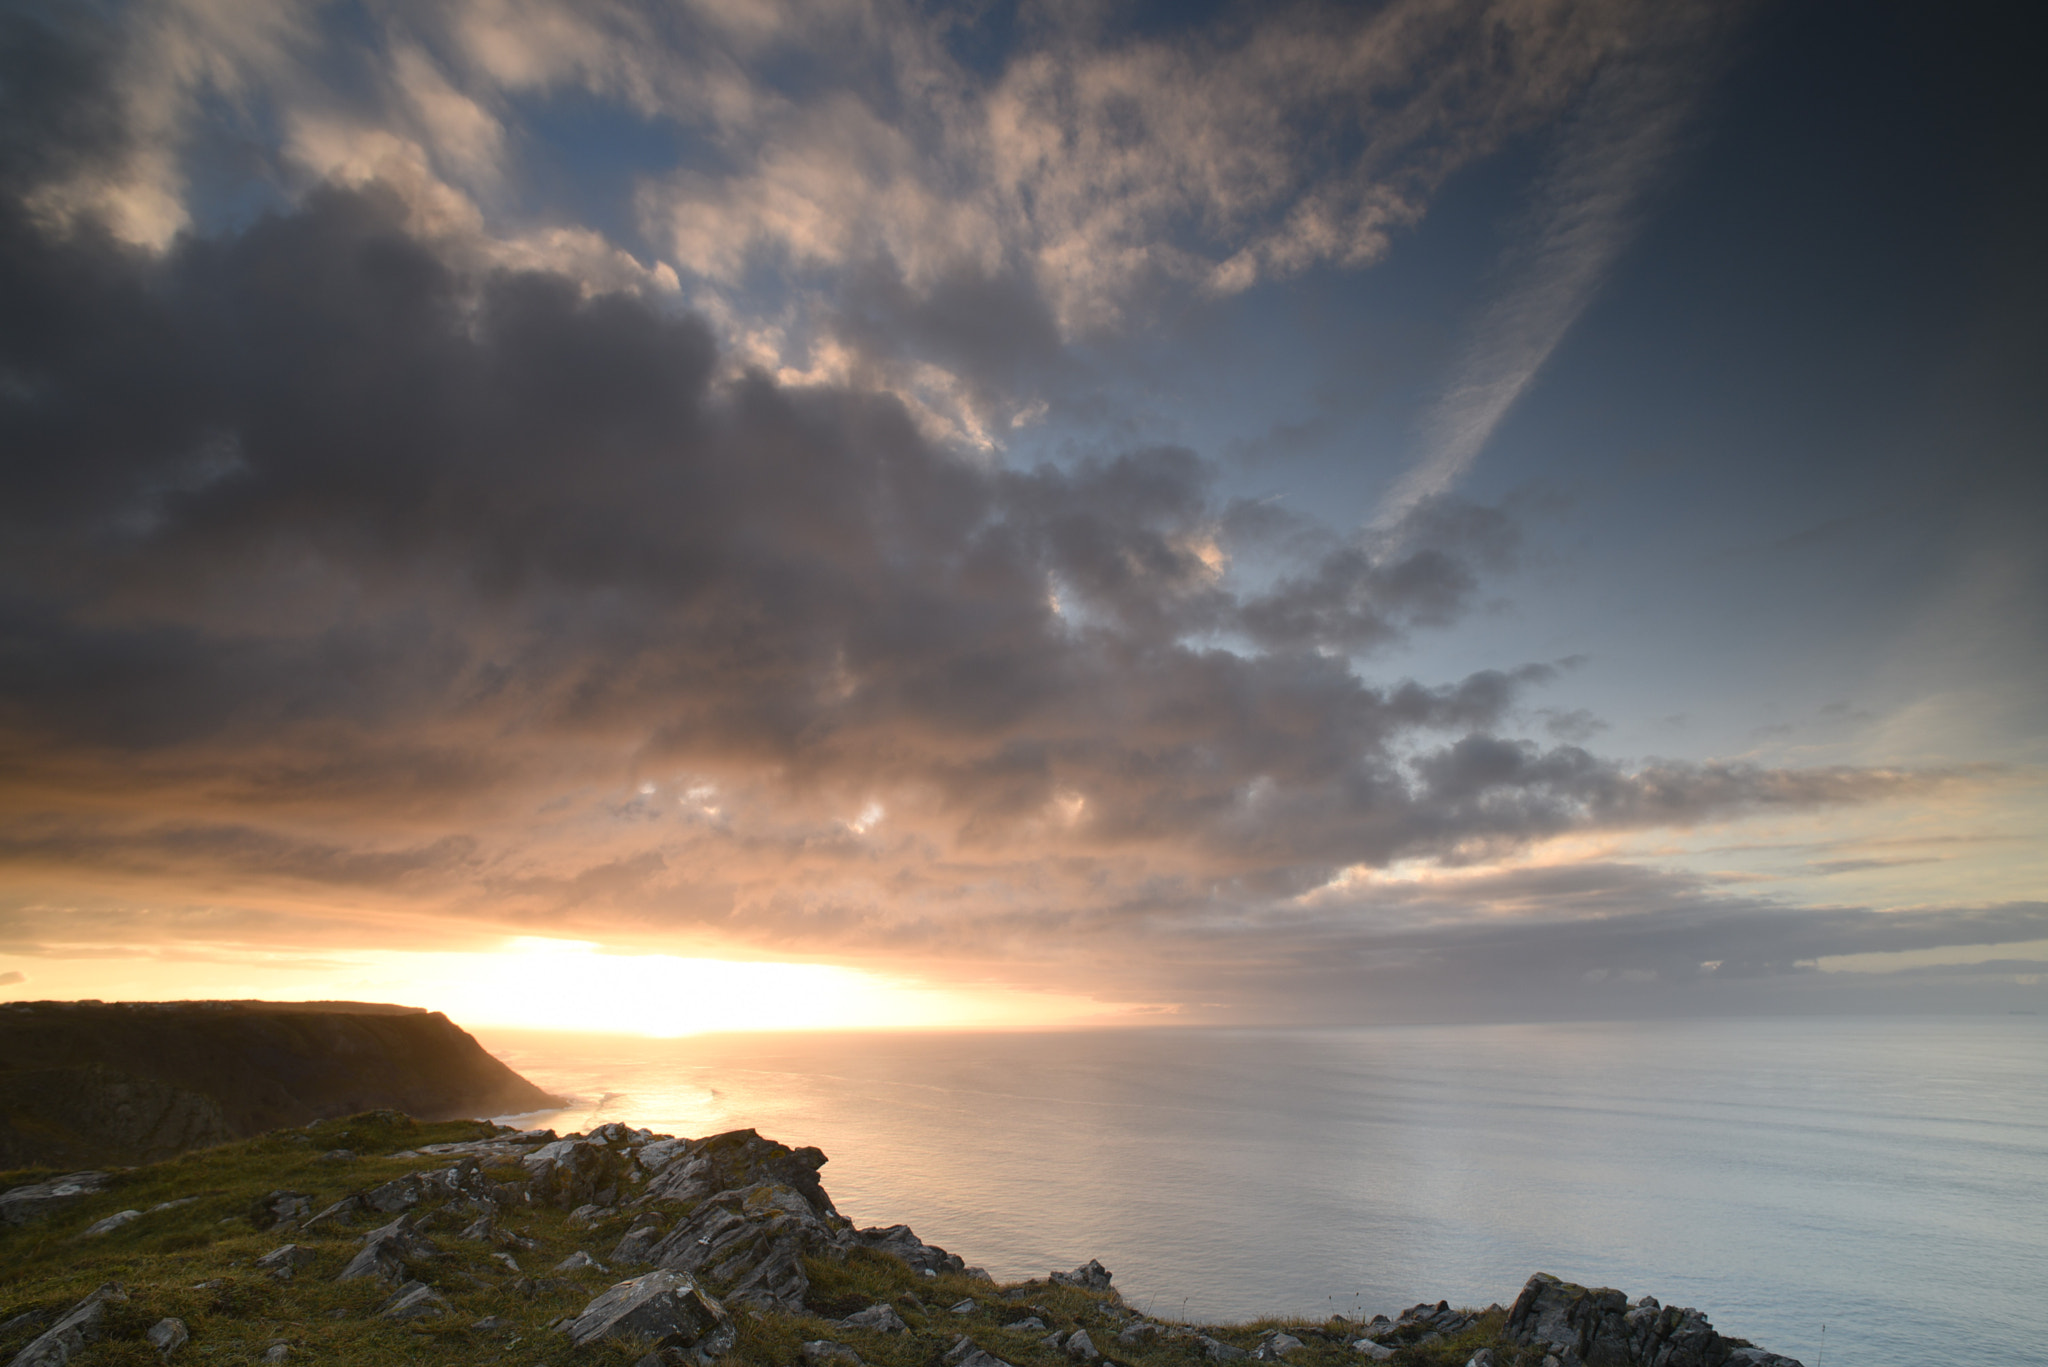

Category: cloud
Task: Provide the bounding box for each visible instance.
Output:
[1372,0,1742,527]
[0,970,25,986]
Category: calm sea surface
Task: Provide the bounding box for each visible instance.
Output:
[470,1017,2047,1366]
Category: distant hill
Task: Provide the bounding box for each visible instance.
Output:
[0,1000,564,1167]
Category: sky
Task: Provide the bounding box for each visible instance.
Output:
[1,0,2043,1033]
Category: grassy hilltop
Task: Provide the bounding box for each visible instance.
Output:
[0,1113,1511,1367]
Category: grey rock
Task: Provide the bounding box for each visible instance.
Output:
[472,1315,511,1332]
[0,1173,111,1227]
[1115,1322,1158,1346]
[567,1203,611,1228]
[1464,1351,1495,1367]
[801,1342,863,1367]
[951,1299,978,1315]
[944,1339,1015,1367]
[1011,1318,1050,1334]
[613,1218,668,1266]
[1065,1328,1100,1361]
[377,1281,450,1321]
[834,1304,908,1334]
[1505,1273,1805,1367]
[80,1209,141,1237]
[302,1195,366,1233]
[1198,1337,1248,1361]
[638,1129,835,1218]
[560,1269,733,1356]
[525,1139,630,1210]
[853,1224,970,1278]
[148,1197,200,1213]
[1048,1259,1113,1293]
[255,1244,316,1279]
[1352,1343,1395,1362]
[637,1137,690,1173]
[646,1180,846,1311]
[145,1316,190,1354]
[1251,1332,1303,1360]
[555,1250,607,1273]
[458,1215,495,1241]
[250,1190,313,1228]
[7,1282,126,1367]
[261,1345,290,1362]
[336,1213,437,1283]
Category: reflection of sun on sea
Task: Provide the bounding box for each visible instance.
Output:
[413,937,1112,1037]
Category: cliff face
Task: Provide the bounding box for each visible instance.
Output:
[0,1000,564,1168]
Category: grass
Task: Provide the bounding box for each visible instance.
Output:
[0,1116,1522,1366]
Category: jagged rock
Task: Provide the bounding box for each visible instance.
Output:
[639,1129,835,1212]
[458,1215,494,1241]
[1065,1328,1101,1361]
[1352,1343,1395,1362]
[79,1209,141,1236]
[568,1202,612,1228]
[302,1195,365,1233]
[559,1269,733,1356]
[1011,1317,1049,1333]
[1049,1260,1113,1293]
[525,1139,631,1209]
[336,1213,437,1283]
[1116,1322,1157,1346]
[1252,1331,1303,1360]
[556,1250,607,1273]
[945,1336,1016,1367]
[1197,1336,1248,1361]
[951,1299,978,1314]
[854,1224,970,1277]
[835,1304,909,1334]
[145,1317,190,1354]
[249,1190,313,1228]
[638,1136,690,1172]
[0,1174,112,1228]
[1465,1351,1495,1367]
[646,1180,846,1311]
[801,1342,863,1367]
[255,1244,316,1279]
[378,1281,451,1321]
[7,1283,126,1367]
[1505,1274,1805,1367]
[613,1217,667,1265]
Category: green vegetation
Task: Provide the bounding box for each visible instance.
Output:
[0,1115,1515,1366]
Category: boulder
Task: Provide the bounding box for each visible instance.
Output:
[1197,1336,1248,1362]
[525,1140,631,1209]
[0,1174,111,1227]
[145,1317,189,1354]
[834,1304,909,1334]
[1116,1322,1158,1346]
[255,1244,317,1279]
[377,1282,451,1321]
[613,1218,668,1265]
[559,1269,733,1357]
[1351,1343,1394,1362]
[336,1214,437,1283]
[1252,1332,1303,1360]
[853,1224,970,1277]
[801,1342,863,1367]
[1049,1260,1113,1293]
[1065,1327,1101,1361]
[1504,1274,1805,1367]
[79,1209,141,1237]
[7,1283,126,1367]
[555,1250,607,1273]
[249,1190,313,1228]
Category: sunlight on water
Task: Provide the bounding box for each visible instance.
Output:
[472,1017,2048,1367]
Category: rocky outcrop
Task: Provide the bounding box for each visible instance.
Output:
[559,1269,733,1356]
[0,1000,563,1167]
[1504,1274,1804,1367]
[7,1283,126,1367]
[0,1172,111,1227]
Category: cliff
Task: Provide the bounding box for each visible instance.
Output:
[0,1000,563,1168]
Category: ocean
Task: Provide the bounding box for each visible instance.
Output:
[470,1016,2048,1366]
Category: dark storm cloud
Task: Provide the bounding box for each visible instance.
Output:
[0,7,1961,978]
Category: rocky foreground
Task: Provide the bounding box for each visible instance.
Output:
[0,1111,1805,1367]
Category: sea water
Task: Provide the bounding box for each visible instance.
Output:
[470,1016,2048,1366]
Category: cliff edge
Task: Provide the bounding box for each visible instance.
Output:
[0,1000,564,1168]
